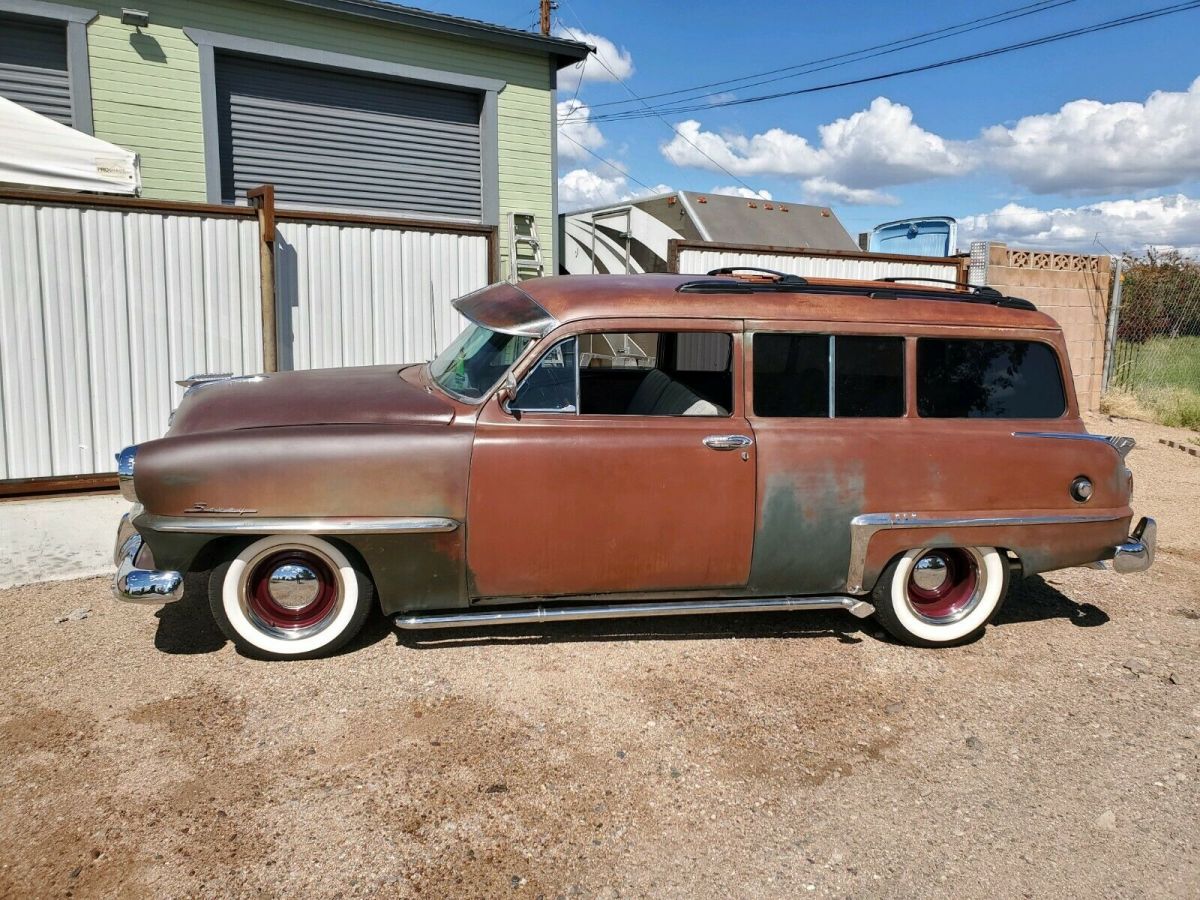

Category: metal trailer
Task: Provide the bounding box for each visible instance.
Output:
[559,191,859,275]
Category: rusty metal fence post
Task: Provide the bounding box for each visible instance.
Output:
[247,184,278,373]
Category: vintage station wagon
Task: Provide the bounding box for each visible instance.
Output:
[113,271,1155,659]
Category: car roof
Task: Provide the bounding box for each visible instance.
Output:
[514,274,1061,333]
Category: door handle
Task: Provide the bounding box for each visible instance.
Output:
[703,434,753,451]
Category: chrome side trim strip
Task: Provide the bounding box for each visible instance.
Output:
[137,514,460,535]
[1013,431,1136,458]
[395,595,875,630]
[846,511,1125,593]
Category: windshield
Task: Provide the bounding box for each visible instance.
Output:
[429,323,532,401]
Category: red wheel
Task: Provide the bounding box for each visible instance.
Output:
[904,548,981,624]
[209,535,374,660]
[871,546,1009,647]
[244,549,341,635]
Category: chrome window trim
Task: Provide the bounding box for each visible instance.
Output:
[845,511,1125,593]
[137,514,460,535]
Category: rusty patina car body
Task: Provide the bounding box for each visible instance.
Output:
[113,272,1155,658]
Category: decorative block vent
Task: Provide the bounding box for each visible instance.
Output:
[1008,250,1103,272]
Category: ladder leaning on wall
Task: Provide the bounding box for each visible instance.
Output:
[507,212,545,281]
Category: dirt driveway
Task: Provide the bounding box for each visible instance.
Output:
[2,415,1198,899]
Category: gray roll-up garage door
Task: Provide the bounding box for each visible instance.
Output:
[215,53,483,220]
[0,14,72,125]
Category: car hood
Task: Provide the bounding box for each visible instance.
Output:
[165,365,456,436]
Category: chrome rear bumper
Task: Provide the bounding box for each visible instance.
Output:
[1113,517,1156,574]
[113,513,183,604]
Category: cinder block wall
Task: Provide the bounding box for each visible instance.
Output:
[983,243,1111,413]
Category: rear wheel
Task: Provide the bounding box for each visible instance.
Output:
[209,535,373,660]
[871,546,1008,647]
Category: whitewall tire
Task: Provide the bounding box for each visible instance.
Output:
[208,534,374,660]
[871,546,1009,647]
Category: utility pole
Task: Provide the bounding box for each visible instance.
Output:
[539,0,555,35]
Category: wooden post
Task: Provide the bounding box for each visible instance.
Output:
[539,0,553,35]
[247,185,278,373]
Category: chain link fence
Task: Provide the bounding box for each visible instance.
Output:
[1104,250,1200,429]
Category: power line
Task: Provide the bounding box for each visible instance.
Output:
[554,12,759,193]
[588,1,1200,123]
[557,55,588,125]
[558,130,655,191]
[585,0,1074,112]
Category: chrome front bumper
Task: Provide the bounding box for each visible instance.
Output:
[113,512,183,604]
[1112,516,1156,574]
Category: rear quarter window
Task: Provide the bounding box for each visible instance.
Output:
[917,338,1066,418]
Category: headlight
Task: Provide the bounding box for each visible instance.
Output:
[116,445,138,502]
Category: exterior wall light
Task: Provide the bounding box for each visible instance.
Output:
[121,8,150,27]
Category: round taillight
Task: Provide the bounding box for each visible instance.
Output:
[1070,476,1094,503]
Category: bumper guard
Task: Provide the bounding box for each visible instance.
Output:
[1112,516,1156,574]
[113,513,184,604]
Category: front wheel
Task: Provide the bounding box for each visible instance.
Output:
[871,546,1009,647]
[209,535,374,660]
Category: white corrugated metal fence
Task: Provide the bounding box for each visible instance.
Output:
[0,195,493,483]
[0,201,262,480]
[275,220,486,371]
[674,243,964,287]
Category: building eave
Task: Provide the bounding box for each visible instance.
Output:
[278,0,591,68]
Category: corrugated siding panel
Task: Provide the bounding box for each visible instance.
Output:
[0,201,261,479]
[676,248,963,288]
[276,220,488,371]
[215,53,483,219]
[0,13,71,125]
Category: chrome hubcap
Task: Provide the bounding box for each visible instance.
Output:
[266,563,321,609]
[912,554,950,592]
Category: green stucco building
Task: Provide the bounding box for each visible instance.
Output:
[0,0,586,271]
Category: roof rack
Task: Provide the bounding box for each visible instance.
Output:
[676,272,1037,310]
[706,266,807,284]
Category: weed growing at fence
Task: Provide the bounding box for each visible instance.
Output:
[1106,251,1200,431]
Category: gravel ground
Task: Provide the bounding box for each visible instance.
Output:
[1,415,1197,899]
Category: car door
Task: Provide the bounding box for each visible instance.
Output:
[466,320,757,599]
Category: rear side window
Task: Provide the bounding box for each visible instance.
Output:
[753,333,829,417]
[835,336,905,417]
[917,339,1065,418]
[753,333,904,417]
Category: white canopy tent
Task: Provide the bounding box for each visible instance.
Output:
[0,95,140,195]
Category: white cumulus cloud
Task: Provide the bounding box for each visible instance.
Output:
[658,80,1200,201]
[709,186,773,200]
[980,76,1200,195]
[557,100,604,159]
[558,168,671,211]
[959,194,1200,255]
[801,177,899,206]
[552,27,635,94]
[661,98,969,191]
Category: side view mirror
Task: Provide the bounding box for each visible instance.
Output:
[497,371,518,415]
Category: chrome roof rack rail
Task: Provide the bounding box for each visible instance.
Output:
[675,275,1038,310]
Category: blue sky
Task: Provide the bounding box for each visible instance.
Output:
[419,0,1200,253]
